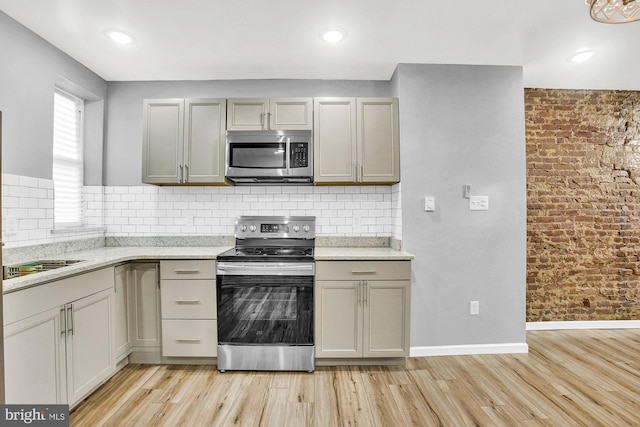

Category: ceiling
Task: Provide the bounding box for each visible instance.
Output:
[1,0,640,90]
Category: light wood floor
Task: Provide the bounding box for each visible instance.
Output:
[70,329,640,426]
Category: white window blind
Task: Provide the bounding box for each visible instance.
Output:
[53,89,84,227]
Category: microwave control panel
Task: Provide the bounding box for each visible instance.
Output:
[290,143,309,168]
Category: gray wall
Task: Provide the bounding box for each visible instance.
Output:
[392,64,527,347]
[0,12,107,184]
[105,80,390,185]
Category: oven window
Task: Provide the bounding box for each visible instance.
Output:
[229,143,286,169]
[217,275,313,345]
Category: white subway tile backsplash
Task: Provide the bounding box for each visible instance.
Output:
[19,176,38,188]
[3,173,404,247]
[3,196,18,208]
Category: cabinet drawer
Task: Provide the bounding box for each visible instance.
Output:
[162,319,217,357]
[161,280,216,319]
[316,260,411,281]
[160,260,216,280]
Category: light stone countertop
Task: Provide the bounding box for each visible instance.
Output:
[2,246,232,294]
[3,245,414,294]
[314,247,414,261]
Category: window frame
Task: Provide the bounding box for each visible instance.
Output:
[53,88,85,229]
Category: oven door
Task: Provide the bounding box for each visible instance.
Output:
[216,262,314,346]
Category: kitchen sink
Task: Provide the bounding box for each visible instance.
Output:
[3,260,86,280]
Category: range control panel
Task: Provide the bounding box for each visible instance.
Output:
[235,216,315,239]
[261,223,289,233]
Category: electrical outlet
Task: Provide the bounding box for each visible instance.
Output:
[424,196,435,212]
[470,301,480,315]
[469,196,489,211]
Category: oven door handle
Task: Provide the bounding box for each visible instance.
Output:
[217,263,313,270]
[217,262,315,276]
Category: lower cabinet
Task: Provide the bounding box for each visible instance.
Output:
[114,264,133,361]
[64,288,115,405]
[315,260,411,358]
[130,263,161,351]
[161,319,217,357]
[3,268,116,407]
[4,307,65,404]
[160,260,217,357]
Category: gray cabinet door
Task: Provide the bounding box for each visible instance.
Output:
[4,307,65,404]
[184,99,226,183]
[313,98,357,183]
[363,280,410,357]
[130,263,161,348]
[357,98,400,183]
[114,264,132,361]
[269,98,313,130]
[226,98,268,130]
[142,99,184,184]
[66,288,115,406]
[315,280,362,357]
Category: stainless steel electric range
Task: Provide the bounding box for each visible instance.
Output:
[216,216,315,372]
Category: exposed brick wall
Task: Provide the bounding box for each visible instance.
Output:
[526,88,640,322]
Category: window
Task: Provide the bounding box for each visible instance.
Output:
[53,89,84,227]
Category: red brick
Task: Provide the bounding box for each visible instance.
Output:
[526,88,640,322]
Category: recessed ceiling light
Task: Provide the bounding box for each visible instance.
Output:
[569,50,596,63]
[321,27,347,43]
[107,30,133,45]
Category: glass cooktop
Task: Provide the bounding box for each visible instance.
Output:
[217,246,314,261]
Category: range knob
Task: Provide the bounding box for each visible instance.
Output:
[293,225,300,232]
[303,225,310,233]
[239,224,247,232]
[249,224,257,232]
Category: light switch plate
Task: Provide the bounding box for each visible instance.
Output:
[424,197,435,212]
[470,301,480,315]
[469,196,489,211]
[463,184,472,199]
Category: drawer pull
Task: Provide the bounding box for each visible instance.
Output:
[351,270,377,274]
[175,299,201,304]
[176,338,201,343]
[173,269,201,274]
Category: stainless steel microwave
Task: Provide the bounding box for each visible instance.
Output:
[226,130,313,185]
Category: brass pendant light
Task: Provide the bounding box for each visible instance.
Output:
[587,0,640,23]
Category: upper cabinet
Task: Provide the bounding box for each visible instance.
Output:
[314,97,399,184]
[227,98,313,130]
[142,96,399,186]
[313,98,357,183]
[142,98,226,184]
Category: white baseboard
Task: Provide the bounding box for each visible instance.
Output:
[408,321,640,357]
[410,342,528,358]
[527,320,640,330]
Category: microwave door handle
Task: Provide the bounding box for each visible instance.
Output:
[286,137,291,176]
